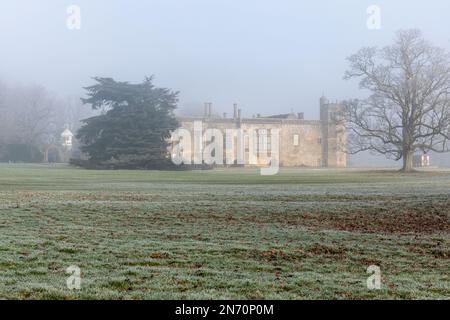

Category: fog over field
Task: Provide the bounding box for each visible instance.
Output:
[0,1,449,305]
[1,0,450,166]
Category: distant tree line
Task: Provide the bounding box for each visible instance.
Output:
[0,80,92,162]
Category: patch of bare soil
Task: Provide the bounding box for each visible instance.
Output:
[251,244,347,263]
[270,200,450,235]
[327,211,448,234]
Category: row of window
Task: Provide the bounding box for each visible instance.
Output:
[207,131,323,150]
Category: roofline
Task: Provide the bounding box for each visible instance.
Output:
[177,117,321,125]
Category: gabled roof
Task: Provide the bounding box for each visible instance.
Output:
[61,128,74,137]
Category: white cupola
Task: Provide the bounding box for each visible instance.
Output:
[61,128,74,149]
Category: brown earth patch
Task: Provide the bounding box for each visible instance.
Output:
[408,242,449,259]
[164,198,449,235]
[251,244,347,263]
[274,200,450,235]
[325,210,449,234]
[250,249,299,262]
[305,243,346,256]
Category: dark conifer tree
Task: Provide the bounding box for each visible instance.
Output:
[75,77,179,169]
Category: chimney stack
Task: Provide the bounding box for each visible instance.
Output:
[204,103,208,118]
[238,109,242,119]
[233,103,238,119]
[208,103,212,118]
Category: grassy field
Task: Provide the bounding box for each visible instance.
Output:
[0,164,448,299]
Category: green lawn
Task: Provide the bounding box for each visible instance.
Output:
[0,164,448,299]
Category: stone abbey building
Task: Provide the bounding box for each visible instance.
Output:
[173,96,347,168]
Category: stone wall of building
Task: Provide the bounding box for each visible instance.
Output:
[320,97,347,168]
[172,96,346,168]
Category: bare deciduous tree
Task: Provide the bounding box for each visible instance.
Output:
[0,79,96,161]
[344,29,450,172]
[16,85,57,145]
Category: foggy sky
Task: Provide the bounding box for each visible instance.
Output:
[1,0,449,119]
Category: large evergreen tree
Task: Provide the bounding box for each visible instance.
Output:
[75,77,179,169]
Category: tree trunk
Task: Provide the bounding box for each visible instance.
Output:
[401,150,414,172]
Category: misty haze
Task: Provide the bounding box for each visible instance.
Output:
[0,0,449,306]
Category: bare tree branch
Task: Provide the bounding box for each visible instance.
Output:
[344,29,450,171]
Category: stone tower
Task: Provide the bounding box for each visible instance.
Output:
[320,96,346,167]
